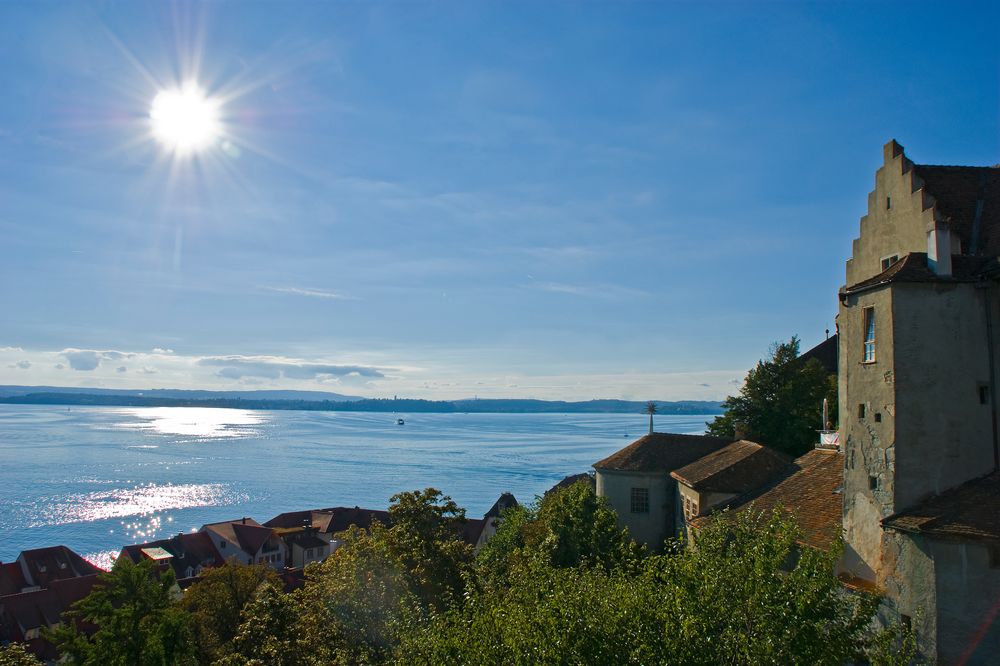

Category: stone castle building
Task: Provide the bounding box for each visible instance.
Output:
[838,140,1000,663]
[594,140,1000,663]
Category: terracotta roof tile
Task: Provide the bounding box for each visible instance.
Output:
[914,164,1000,256]
[671,440,793,494]
[593,432,734,473]
[545,473,595,496]
[693,449,844,550]
[883,471,1000,542]
[844,252,999,294]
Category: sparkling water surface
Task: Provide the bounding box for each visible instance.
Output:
[0,405,711,569]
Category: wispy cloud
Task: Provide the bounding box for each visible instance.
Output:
[197,355,386,380]
[527,281,650,299]
[263,286,355,300]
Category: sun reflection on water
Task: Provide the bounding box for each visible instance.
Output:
[110,407,266,438]
[33,482,245,528]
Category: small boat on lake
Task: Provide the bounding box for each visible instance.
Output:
[397,418,405,425]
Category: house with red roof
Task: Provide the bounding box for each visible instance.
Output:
[200,518,287,570]
[0,546,104,661]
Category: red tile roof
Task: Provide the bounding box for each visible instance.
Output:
[119,532,224,581]
[16,546,103,588]
[913,164,1000,256]
[0,562,28,596]
[671,440,792,494]
[883,471,1000,542]
[545,473,595,496]
[593,433,733,473]
[692,449,844,550]
[202,518,275,556]
[844,252,999,294]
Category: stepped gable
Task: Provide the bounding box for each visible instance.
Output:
[593,433,733,473]
[692,448,844,550]
[883,471,1000,542]
[671,440,792,494]
[912,163,1000,256]
[844,252,999,294]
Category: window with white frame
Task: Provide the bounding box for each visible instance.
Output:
[863,307,876,363]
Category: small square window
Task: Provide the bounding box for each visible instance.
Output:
[858,403,866,419]
[979,385,990,405]
[874,412,882,423]
[630,487,649,514]
[869,476,879,491]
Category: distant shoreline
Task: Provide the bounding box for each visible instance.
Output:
[0,391,724,415]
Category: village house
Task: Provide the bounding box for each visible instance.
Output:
[592,433,734,549]
[670,439,792,540]
[0,546,104,661]
[117,531,225,588]
[200,518,287,570]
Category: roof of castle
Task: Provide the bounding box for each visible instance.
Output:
[593,432,733,473]
[912,163,1000,257]
[883,470,1000,542]
[671,440,792,494]
[843,252,999,294]
[691,448,844,550]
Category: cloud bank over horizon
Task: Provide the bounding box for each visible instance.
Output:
[0,345,741,402]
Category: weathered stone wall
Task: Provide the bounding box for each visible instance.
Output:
[893,283,997,507]
[930,539,1000,665]
[880,530,939,661]
[596,468,672,549]
[840,286,896,583]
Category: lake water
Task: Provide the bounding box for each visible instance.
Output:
[0,405,711,569]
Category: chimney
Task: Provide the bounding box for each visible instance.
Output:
[241,517,246,525]
[927,222,953,277]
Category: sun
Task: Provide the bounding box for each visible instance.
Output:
[149,83,221,155]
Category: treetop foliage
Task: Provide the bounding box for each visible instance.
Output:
[707,336,838,457]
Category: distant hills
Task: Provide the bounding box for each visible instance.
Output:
[0,386,723,415]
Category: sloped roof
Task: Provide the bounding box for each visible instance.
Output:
[844,252,999,294]
[0,573,99,656]
[484,492,518,519]
[914,164,1000,256]
[883,471,1000,542]
[671,440,792,494]
[17,546,103,588]
[692,448,844,550]
[799,335,838,375]
[325,507,392,533]
[119,532,224,579]
[202,518,275,555]
[593,433,733,473]
[463,518,486,546]
[0,562,28,596]
[545,473,595,496]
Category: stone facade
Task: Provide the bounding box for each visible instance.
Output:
[838,140,1000,663]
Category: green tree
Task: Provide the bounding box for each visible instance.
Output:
[707,336,837,456]
[296,488,473,663]
[214,583,310,666]
[401,510,911,666]
[49,557,195,666]
[476,480,639,589]
[179,561,280,663]
[0,644,43,666]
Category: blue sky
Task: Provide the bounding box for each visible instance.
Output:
[1,1,997,400]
